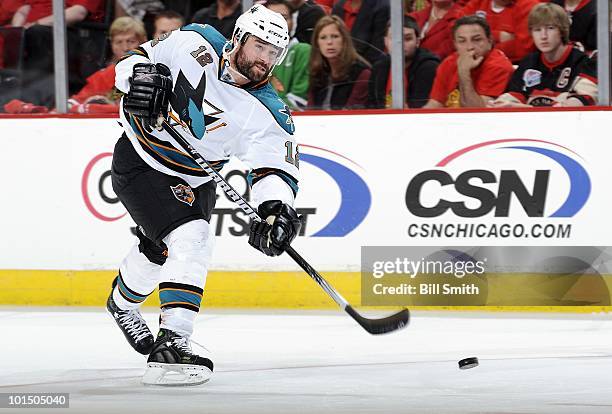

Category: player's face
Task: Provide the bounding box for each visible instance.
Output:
[317,24,343,60]
[236,35,282,82]
[531,25,563,54]
[153,17,183,39]
[453,24,492,59]
[385,27,419,61]
[111,32,142,62]
[266,4,293,33]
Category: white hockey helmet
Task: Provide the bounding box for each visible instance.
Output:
[231,4,290,65]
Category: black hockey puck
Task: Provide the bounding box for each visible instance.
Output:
[458,357,479,370]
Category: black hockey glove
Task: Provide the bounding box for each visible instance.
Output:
[249,200,302,257]
[124,63,172,131]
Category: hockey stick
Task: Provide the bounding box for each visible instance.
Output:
[159,118,409,335]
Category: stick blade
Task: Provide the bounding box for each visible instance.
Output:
[345,306,410,335]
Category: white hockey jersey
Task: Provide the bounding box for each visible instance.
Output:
[115,24,299,195]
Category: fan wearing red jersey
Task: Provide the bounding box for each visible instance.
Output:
[424,15,514,108]
[490,3,597,108]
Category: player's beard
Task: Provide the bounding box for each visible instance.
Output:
[235,47,272,83]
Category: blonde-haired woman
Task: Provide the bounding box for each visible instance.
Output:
[308,15,371,110]
[68,16,147,113]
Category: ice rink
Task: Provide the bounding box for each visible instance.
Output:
[1,308,611,414]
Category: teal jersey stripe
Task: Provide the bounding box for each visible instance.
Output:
[118,278,147,302]
[160,289,203,307]
[248,84,295,135]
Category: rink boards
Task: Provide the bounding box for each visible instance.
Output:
[1,109,611,311]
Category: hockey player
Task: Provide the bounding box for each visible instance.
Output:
[106,5,302,386]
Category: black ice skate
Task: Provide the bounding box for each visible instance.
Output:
[142,328,214,386]
[106,282,154,355]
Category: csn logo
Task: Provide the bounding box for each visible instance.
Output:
[82,152,126,222]
[82,146,372,237]
[406,139,591,218]
[300,145,371,236]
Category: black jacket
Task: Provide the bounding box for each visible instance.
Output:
[332,0,390,64]
[369,48,440,109]
[309,60,371,110]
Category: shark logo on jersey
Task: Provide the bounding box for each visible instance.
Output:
[278,101,294,133]
[171,184,195,206]
[172,70,224,139]
[172,70,206,139]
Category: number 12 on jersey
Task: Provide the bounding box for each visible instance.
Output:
[285,141,299,168]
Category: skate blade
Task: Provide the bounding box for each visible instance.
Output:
[142,363,212,386]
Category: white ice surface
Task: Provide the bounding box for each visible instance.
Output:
[0,309,611,414]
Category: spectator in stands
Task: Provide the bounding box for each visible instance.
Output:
[410,0,463,61]
[551,0,595,53]
[5,0,108,28]
[308,15,370,110]
[331,0,389,64]
[18,0,106,106]
[490,3,597,107]
[460,0,540,63]
[369,16,439,109]
[424,15,513,108]
[67,16,147,114]
[153,10,185,39]
[263,0,311,110]
[4,16,146,114]
[289,0,326,44]
[16,0,105,27]
[192,0,241,39]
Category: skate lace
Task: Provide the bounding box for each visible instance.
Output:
[172,336,193,354]
[118,310,150,342]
